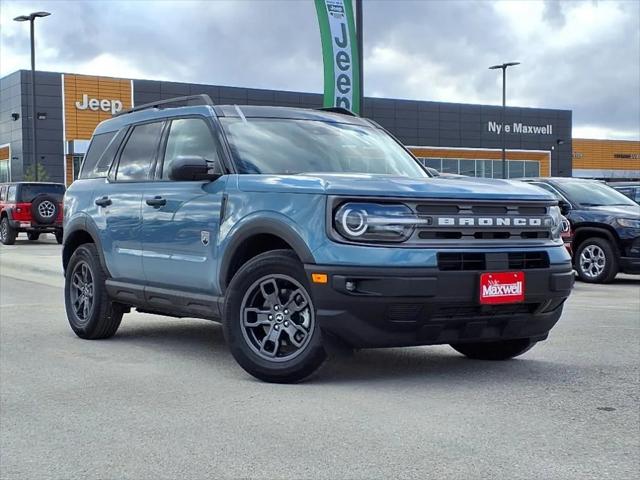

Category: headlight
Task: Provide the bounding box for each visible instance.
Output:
[617,218,640,229]
[549,205,563,240]
[334,202,418,242]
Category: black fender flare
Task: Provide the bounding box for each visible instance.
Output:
[572,225,620,252]
[62,214,111,276]
[219,218,315,291]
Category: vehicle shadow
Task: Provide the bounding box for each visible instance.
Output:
[111,316,583,387]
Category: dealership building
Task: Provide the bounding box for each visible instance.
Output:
[1,70,638,185]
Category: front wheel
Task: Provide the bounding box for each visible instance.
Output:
[64,243,123,339]
[450,338,537,360]
[223,250,326,383]
[575,237,618,283]
[0,217,16,245]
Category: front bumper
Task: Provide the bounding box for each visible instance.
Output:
[305,263,574,348]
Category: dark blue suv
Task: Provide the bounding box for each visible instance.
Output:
[63,95,573,382]
[523,178,640,283]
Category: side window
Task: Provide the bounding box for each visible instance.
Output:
[79,131,116,179]
[0,186,6,201]
[531,182,565,201]
[161,118,220,179]
[7,186,16,202]
[116,122,163,182]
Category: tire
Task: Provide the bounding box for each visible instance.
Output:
[64,243,124,339]
[450,338,537,360]
[55,230,63,245]
[31,194,59,225]
[27,232,40,241]
[574,237,618,283]
[0,217,16,245]
[223,249,327,383]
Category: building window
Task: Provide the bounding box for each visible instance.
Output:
[417,156,541,179]
[0,161,9,183]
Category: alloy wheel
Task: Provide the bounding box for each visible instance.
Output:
[38,200,56,219]
[0,221,6,241]
[70,261,95,324]
[240,274,315,362]
[580,244,606,279]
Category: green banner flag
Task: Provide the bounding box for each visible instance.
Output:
[314,0,361,114]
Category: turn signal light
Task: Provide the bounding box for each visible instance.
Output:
[311,273,328,284]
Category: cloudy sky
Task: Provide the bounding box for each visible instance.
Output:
[1,0,638,139]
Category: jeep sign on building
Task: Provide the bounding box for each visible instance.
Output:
[0,69,581,185]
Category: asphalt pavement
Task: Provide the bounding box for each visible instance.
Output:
[0,238,638,480]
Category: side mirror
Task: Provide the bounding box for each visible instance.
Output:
[558,199,571,215]
[169,155,222,181]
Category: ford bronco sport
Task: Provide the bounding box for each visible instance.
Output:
[62,95,573,383]
[0,182,65,245]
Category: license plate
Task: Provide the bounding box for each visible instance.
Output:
[479,272,525,305]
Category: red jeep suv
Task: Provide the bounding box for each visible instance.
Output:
[0,182,65,245]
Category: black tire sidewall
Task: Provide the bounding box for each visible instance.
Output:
[0,217,16,245]
[31,194,59,225]
[64,244,121,339]
[575,237,618,283]
[223,250,326,383]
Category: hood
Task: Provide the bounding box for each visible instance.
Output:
[237,173,556,201]
[582,204,640,218]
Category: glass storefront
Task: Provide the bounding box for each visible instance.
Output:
[418,157,540,179]
[0,161,9,182]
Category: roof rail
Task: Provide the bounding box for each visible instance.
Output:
[114,94,215,117]
[317,106,358,117]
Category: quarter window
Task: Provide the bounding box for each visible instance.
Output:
[80,131,116,179]
[162,118,219,179]
[116,122,163,181]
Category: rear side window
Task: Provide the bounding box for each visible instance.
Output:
[7,186,17,202]
[18,184,65,202]
[79,131,117,179]
[116,122,163,181]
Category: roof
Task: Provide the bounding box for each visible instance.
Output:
[94,103,370,135]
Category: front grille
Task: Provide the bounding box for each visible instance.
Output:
[437,251,549,271]
[508,252,550,269]
[438,253,486,271]
[412,200,553,245]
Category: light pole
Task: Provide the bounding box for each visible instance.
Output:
[14,11,51,182]
[489,61,520,179]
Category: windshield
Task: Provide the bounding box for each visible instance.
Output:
[220,118,428,177]
[556,181,638,207]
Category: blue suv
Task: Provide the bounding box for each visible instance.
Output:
[63,95,573,383]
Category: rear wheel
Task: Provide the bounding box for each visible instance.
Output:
[575,237,618,283]
[223,250,326,383]
[64,243,123,339]
[27,232,40,241]
[0,217,16,245]
[450,338,537,360]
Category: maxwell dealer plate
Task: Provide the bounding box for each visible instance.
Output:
[479,272,525,305]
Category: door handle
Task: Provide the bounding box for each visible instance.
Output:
[95,196,112,207]
[145,196,167,208]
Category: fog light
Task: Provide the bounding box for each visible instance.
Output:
[345,281,356,292]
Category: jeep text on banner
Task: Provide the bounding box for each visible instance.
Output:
[314,0,361,114]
